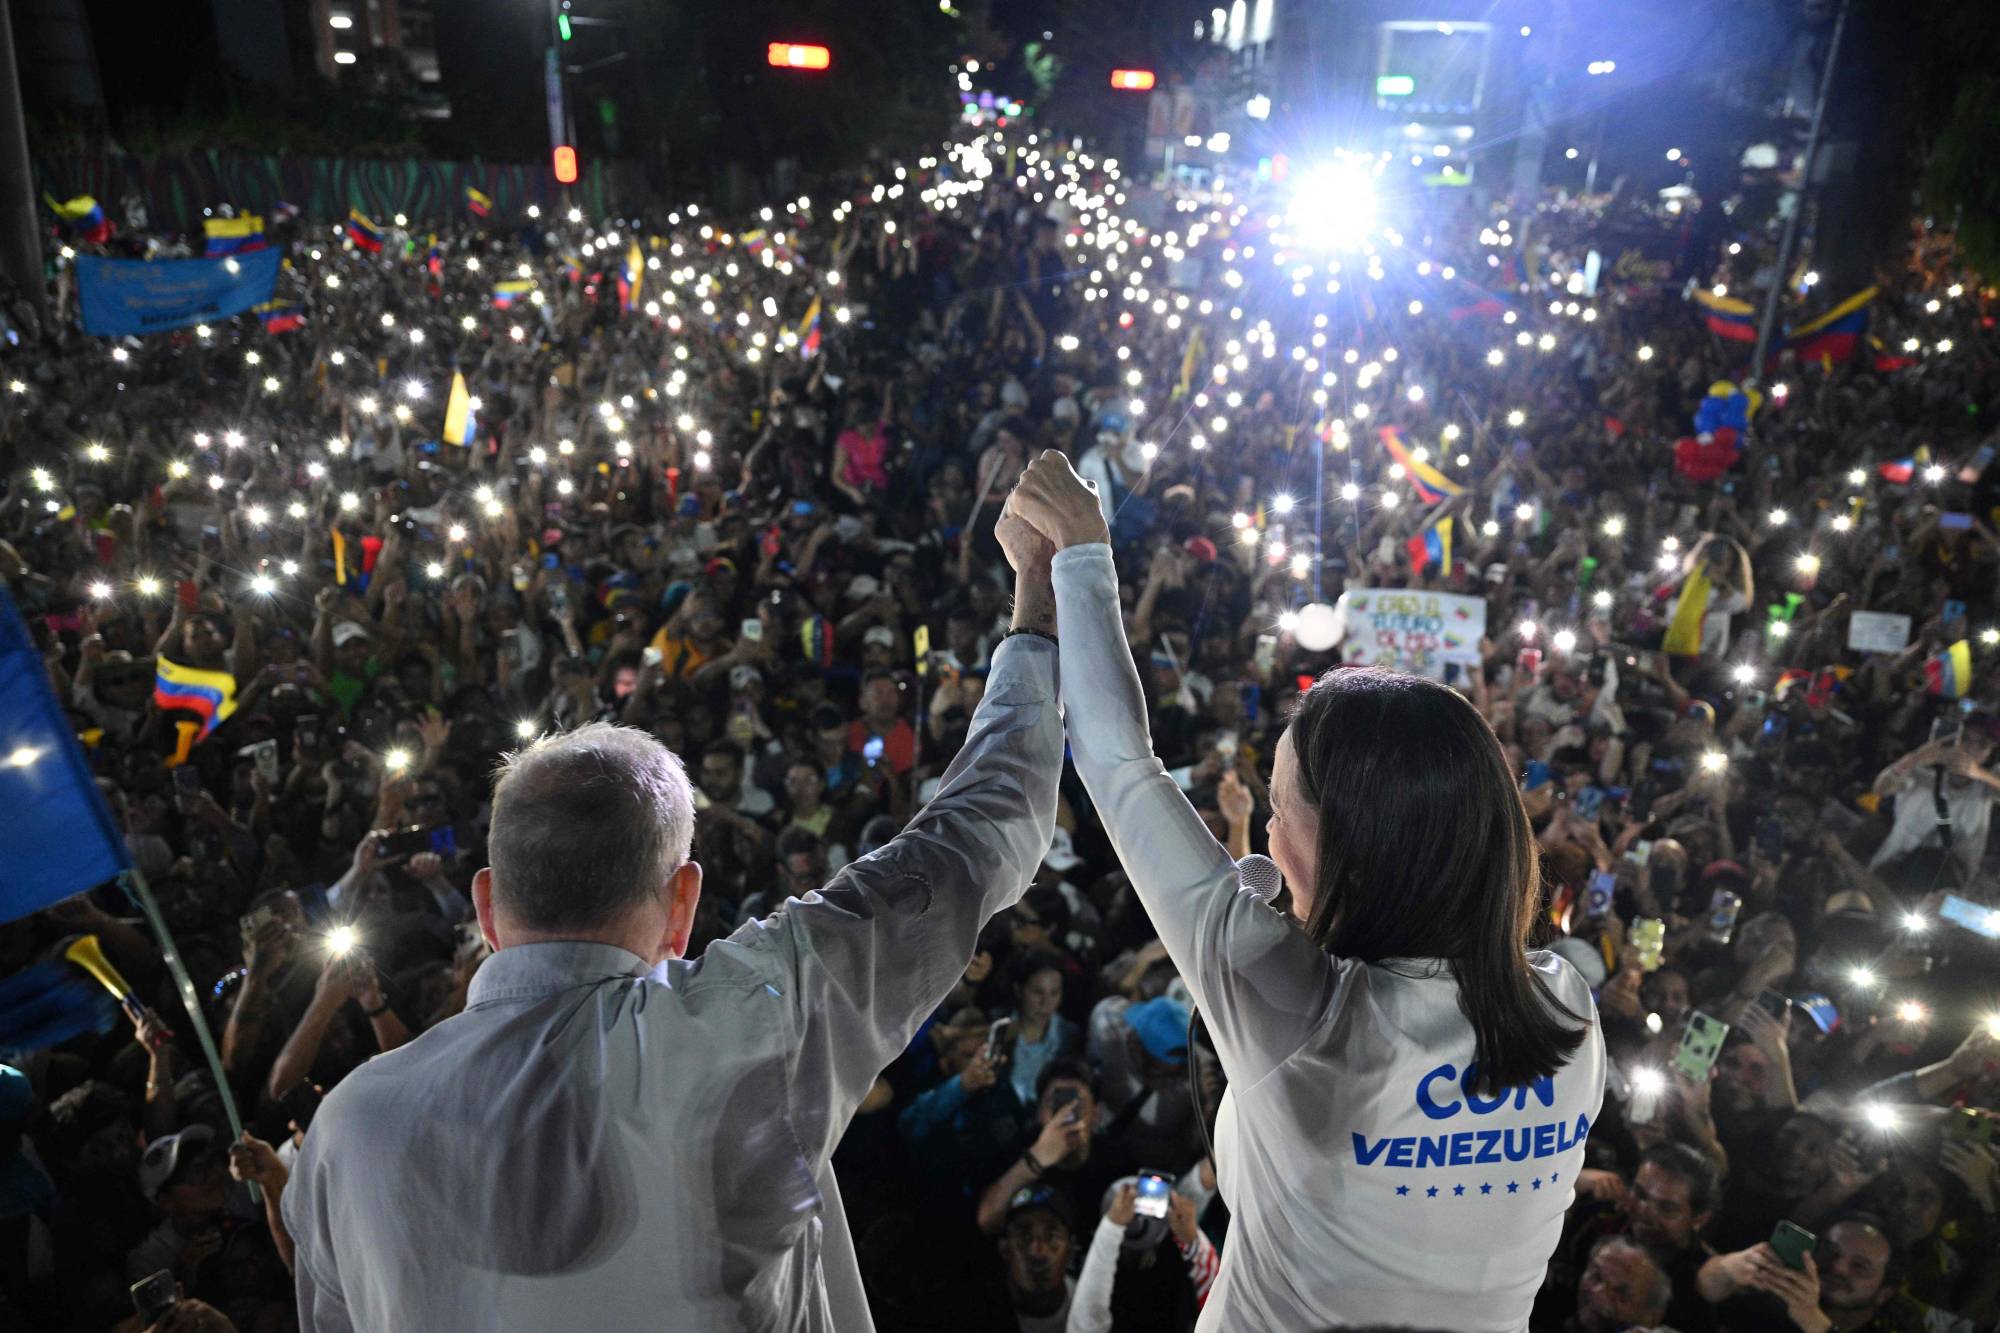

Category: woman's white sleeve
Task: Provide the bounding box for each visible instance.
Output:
[1052,544,1336,1086]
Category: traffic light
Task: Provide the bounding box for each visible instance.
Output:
[558,12,573,40]
[1109,69,1157,91]
[767,42,831,70]
[553,145,579,184]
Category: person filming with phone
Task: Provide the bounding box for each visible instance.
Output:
[1003,451,1606,1331]
[279,511,1067,1332]
[1868,714,2000,887]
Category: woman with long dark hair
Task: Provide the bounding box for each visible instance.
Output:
[1007,453,1606,1331]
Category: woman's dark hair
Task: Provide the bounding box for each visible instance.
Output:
[1009,945,1067,994]
[1287,667,1588,1093]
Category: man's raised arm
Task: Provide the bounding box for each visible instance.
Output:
[729,516,1064,1164]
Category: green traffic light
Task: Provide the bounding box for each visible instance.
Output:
[558,13,573,40]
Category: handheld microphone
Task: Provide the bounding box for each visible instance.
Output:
[1236,853,1283,904]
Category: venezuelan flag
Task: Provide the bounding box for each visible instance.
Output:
[254,299,304,334]
[466,186,494,219]
[152,658,238,738]
[1926,639,1974,698]
[425,235,443,277]
[1176,325,1207,400]
[1693,288,1758,343]
[1405,515,1453,574]
[618,241,643,312]
[1380,427,1465,505]
[442,371,475,446]
[1662,562,1712,659]
[345,209,383,252]
[492,278,533,308]
[202,215,266,256]
[1787,287,1874,365]
[1878,457,1915,484]
[798,295,822,360]
[560,254,583,283]
[45,193,111,244]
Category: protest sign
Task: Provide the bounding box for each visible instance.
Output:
[1339,588,1487,678]
[1846,611,1911,655]
[77,249,281,337]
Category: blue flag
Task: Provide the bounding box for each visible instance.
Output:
[0,584,130,923]
[75,248,281,337]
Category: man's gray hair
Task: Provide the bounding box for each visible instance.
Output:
[489,722,696,933]
[1588,1235,1672,1322]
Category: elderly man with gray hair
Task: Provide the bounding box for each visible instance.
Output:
[281,514,1066,1332]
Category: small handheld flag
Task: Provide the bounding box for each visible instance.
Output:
[1380,427,1465,504]
[152,658,238,739]
[618,241,644,312]
[1662,562,1712,659]
[466,186,494,219]
[1405,516,1453,575]
[1693,288,1757,343]
[1925,639,1974,699]
[442,371,476,446]
[492,278,533,308]
[1785,287,1875,365]
[254,298,304,334]
[345,209,383,252]
[798,296,823,360]
[202,215,266,257]
[45,193,111,245]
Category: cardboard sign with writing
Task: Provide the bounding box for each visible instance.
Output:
[1846,611,1911,655]
[1340,588,1487,679]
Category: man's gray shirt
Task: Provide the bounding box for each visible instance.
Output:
[283,635,1061,1331]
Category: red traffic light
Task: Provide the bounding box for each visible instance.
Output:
[552,145,579,184]
[1109,69,1156,91]
[768,42,831,70]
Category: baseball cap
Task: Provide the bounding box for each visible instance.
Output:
[729,664,762,692]
[846,574,882,601]
[1005,1183,1075,1233]
[1125,996,1190,1064]
[138,1123,215,1202]
[863,625,896,649]
[1823,888,1876,920]
[331,621,370,648]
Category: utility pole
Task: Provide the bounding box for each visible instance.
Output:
[0,0,46,316]
[1750,0,1850,384]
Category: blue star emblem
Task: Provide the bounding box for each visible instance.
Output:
[1480,1182,1493,1195]
[1532,1178,1542,1190]
[1550,1172,1560,1183]
[1396,1184,1410,1196]
[1506,1181,1519,1194]
[1426,1186,1439,1198]
[1453,1184,1466,1196]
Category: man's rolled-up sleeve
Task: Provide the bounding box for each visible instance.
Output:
[738,634,1062,1164]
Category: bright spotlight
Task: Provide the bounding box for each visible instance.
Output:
[1285,162,1378,251]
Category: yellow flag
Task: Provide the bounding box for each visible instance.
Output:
[442,371,473,446]
[1663,561,1711,658]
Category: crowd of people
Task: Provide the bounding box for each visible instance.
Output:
[1,121,1998,1332]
